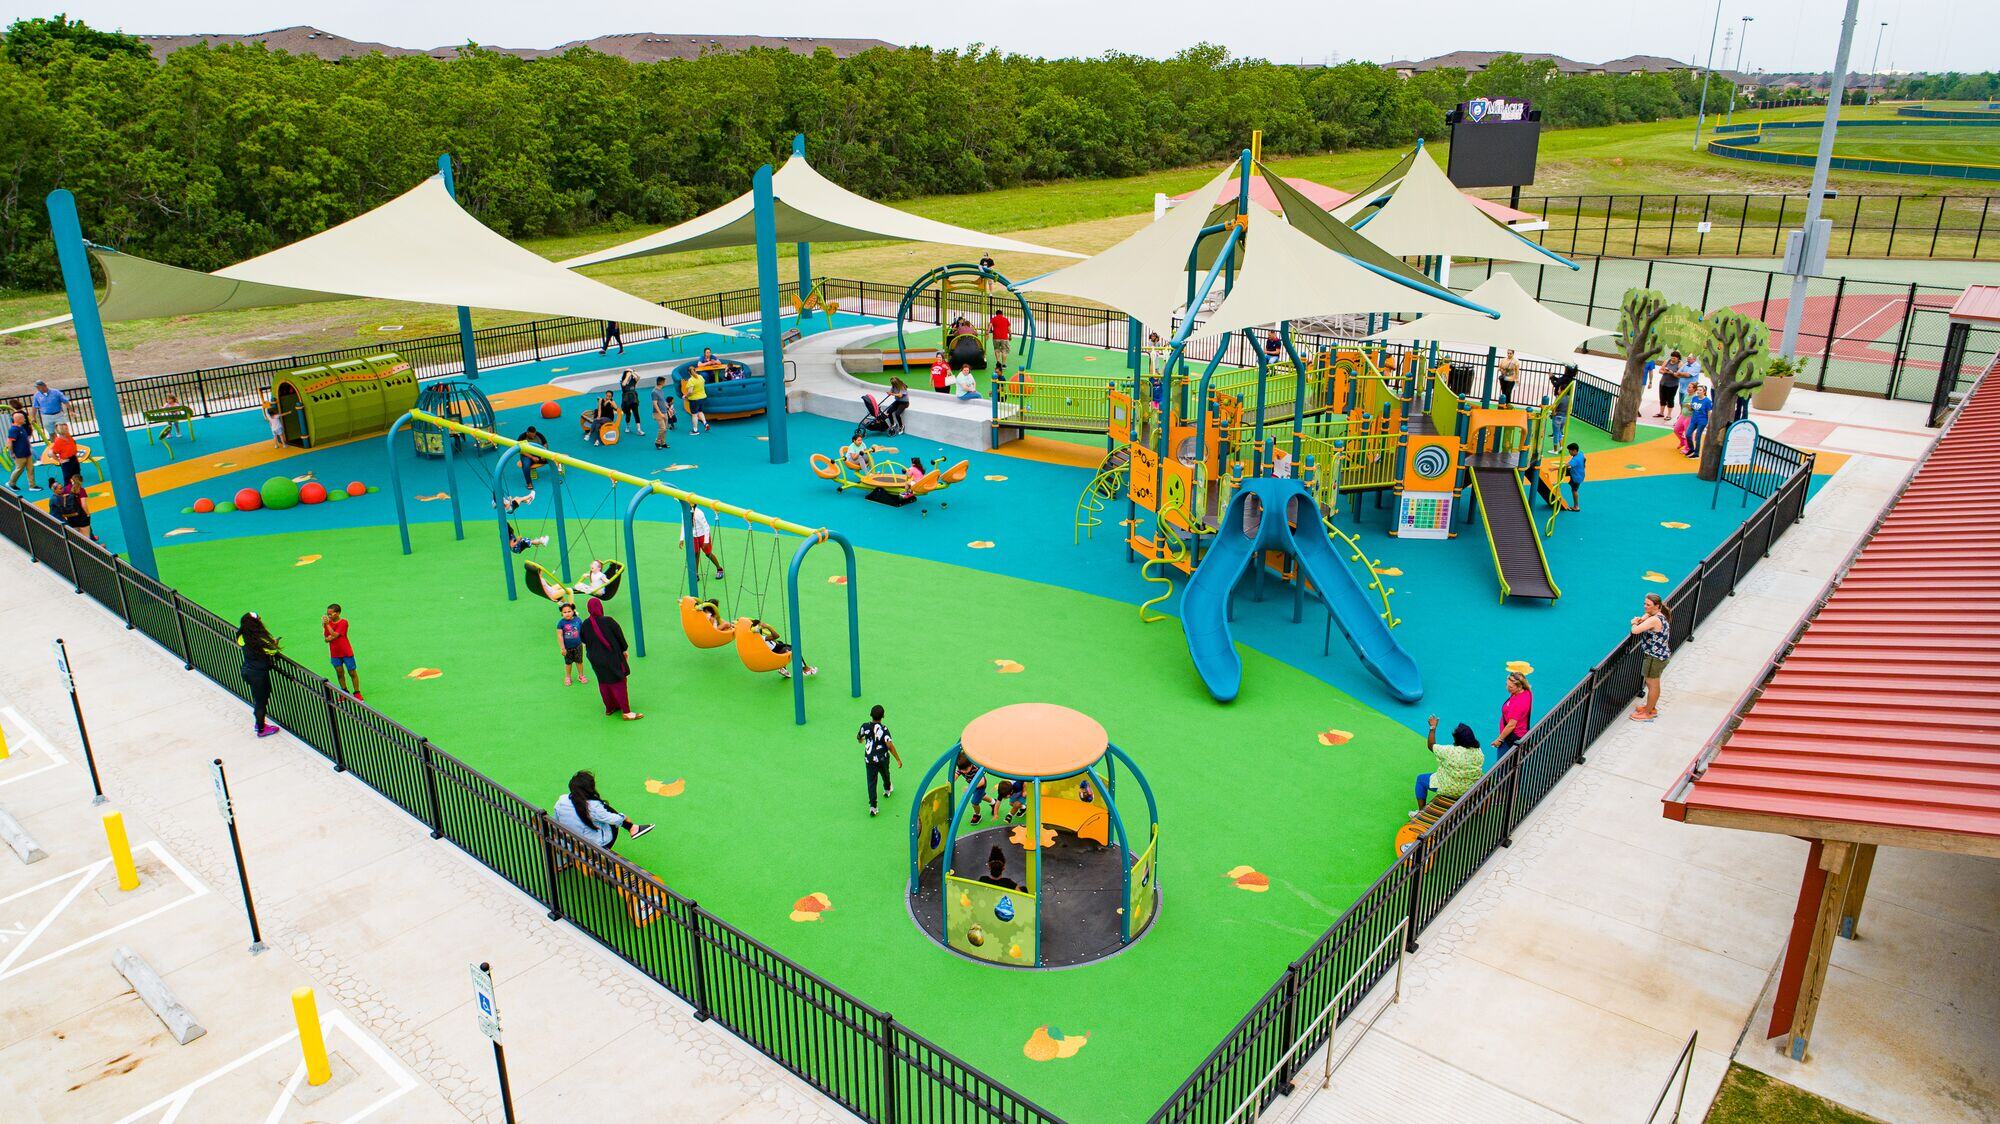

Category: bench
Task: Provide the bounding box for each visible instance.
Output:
[1394,792,1459,856]
[550,837,666,928]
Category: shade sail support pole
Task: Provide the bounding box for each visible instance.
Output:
[437,155,481,381]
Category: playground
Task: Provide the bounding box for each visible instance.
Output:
[5,137,1854,1120]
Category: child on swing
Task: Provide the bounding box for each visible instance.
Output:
[507,521,550,554]
[748,619,817,679]
[573,559,612,598]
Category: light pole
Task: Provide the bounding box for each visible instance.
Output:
[1779,0,1862,360]
[1692,0,1726,150]
[1727,17,1754,122]
[1865,22,1888,105]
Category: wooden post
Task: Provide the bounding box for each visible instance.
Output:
[1768,839,1855,1060]
[1838,842,1877,940]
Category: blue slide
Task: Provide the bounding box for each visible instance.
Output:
[1181,478,1423,704]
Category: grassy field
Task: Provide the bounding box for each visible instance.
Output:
[1,103,1991,393]
[1750,124,2000,167]
[1705,1063,1880,1123]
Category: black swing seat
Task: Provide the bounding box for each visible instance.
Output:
[523,559,625,602]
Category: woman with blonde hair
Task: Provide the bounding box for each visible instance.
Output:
[1631,592,1672,720]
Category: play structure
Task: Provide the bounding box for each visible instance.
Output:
[892,264,1037,373]
[383,409,860,723]
[411,380,497,457]
[270,352,417,449]
[907,704,1158,968]
[808,444,971,504]
[670,356,769,420]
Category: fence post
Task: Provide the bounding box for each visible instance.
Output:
[1728,528,1750,595]
[418,739,446,839]
[536,813,564,921]
[1736,192,1751,255]
[530,322,542,361]
[1976,197,1991,260]
[685,902,712,1021]
[1817,278,1846,392]
[1577,666,1601,764]
[1664,193,1679,254]
[1402,840,1427,952]
[1885,282,1919,400]
[1632,194,1646,255]
[1760,272,1774,324]
[1848,194,1865,255]
[1584,258,1601,324]
[1929,196,1948,259]
[1498,752,1523,848]
[167,590,194,668]
[879,1011,900,1123]
[320,679,348,773]
[62,531,81,593]
[1684,561,1706,642]
[1885,195,1903,257]
[110,557,135,628]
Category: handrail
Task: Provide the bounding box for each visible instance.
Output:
[1644,1030,1699,1123]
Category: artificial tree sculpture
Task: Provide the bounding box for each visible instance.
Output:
[1611,288,1669,442]
[1696,309,1769,482]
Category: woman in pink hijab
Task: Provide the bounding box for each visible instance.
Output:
[578,597,642,720]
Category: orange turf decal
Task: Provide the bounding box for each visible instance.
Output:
[993,659,1024,674]
[415,492,451,502]
[1373,565,1403,576]
[983,474,1009,482]
[1316,729,1353,746]
[1661,521,1690,530]
[1643,570,1669,583]
[1023,1026,1089,1062]
[406,667,443,680]
[165,527,198,537]
[827,575,848,585]
[967,541,995,550]
[1226,865,1270,892]
[789,892,832,922]
[654,464,698,473]
[295,554,322,567]
[645,778,686,798]
[1505,660,1534,675]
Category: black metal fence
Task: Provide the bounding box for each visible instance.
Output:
[0,484,1059,1124]
[1146,434,1817,1123]
[1513,190,1998,261]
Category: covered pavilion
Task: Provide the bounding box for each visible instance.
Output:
[1169,173,1543,228]
[1333,143,1576,273]
[1367,272,1606,404]
[1664,360,2000,1061]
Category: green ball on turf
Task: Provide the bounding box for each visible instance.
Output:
[216,500,238,513]
[260,475,301,510]
[326,490,347,503]
[365,486,380,494]
[180,506,194,514]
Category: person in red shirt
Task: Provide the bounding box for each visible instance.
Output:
[989,311,1013,367]
[323,603,362,700]
[48,424,80,485]
[929,357,950,394]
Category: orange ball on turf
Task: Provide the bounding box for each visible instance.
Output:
[539,400,562,419]
[345,481,367,497]
[299,482,328,504]
[192,497,215,513]
[234,487,263,512]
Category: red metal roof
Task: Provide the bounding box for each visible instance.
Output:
[1950,285,2000,326]
[1664,365,2000,850]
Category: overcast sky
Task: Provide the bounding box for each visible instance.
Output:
[9,0,1993,74]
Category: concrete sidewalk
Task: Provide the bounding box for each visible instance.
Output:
[0,547,838,1121]
[1276,425,1954,1121]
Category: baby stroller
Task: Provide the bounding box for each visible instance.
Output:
[858,393,905,436]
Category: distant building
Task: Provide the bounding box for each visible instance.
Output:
[132,26,897,62]
[1385,50,1698,79]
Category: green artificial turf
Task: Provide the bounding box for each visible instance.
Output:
[1752,125,2000,169]
[163,519,1428,1119]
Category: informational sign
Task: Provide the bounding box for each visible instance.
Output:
[469,963,502,1042]
[1461,97,1531,124]
[53,641,73,692]
[1447,100,1542,189]
[210,761,233,823]
[1397,492,1456,540]
[1722,419,1759,467]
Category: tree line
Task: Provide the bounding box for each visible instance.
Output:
[0,16,1716,291]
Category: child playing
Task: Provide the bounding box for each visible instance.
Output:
[904,456,926,497]
[162,391,184,439]
[954,366,980,401]
[557,601,588,686]
[749,619,817,679]
[323,603,362,700]
[265,399,287,447]
[1682,384,1714,458]
[691,597,727,629]
[508,522,550,554]
[688,505,724,578]
[681,369,709,434]
[955,750,989,825]
[856,703,903,817]
[1564,442,1587,510]
[842,432,873,474]
[573,559,612,597]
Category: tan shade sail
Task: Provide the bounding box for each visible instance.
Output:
[1366,272,1605,358]
[4,176,732,336]
[1190,206,1487,343]
[562,155,1083,268]
[1333,145,1572,267]
[1012,169,1233,331]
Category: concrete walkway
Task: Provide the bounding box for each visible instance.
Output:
[0,548,839,1120]
[1270,397,1990,1123]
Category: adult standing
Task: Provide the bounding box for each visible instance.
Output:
[552,770,652,850]
[235,612,283,738]
[988,309,1013,369]
[30,380,67,440]
[6,409,35,491]
[599,319,624,355]
[1494,670,1533,753]
[929,355,951,394]
[618,369,642,436]
[1652,351,1684,420]
[1549,365,1578,451]
[1496,348,1521,405]
[48,424,81,486]
[857,704,903,817]
[1415,717,1486,810]
[580,597,642,720]
[1631,593,1672,721]
[650,375,675,449]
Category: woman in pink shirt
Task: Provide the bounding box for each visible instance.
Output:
[1495,671,1533,752]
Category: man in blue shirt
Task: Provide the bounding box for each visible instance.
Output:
[30,380,67,439]
[6,409,36,491]
[1564,442,1586,511]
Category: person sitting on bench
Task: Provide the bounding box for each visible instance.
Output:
[552,770,652,851]
[1415,717,1484,813]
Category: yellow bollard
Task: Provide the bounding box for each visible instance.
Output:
[291,988,332,1087]
[101,812,139,891]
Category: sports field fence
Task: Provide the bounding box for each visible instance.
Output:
[0,368,1818,1120]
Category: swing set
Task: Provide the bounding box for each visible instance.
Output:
[383,408,861,724]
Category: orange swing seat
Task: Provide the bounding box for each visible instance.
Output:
[678,596,736,648]
[732,617,794,673]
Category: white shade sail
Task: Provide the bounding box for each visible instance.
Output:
[1190,206,1487,343]
[562,155,1083,268]
[4,176,732,336]
[1333,144,1572,267]
[1011,169,1233,331]
[1367,272,1605,358]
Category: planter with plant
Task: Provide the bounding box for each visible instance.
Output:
[1751,355,1805,411]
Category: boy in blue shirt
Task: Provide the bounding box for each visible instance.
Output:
[1683,386,1714,458]
[1564,443,1586,511]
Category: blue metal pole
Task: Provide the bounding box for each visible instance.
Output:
[792,135,812,312]
[553,469,571,583]
[437,155,481,381]
[788,530,862,725]
[752,164,789,464]
[385,413,415,556]
[492,448,523,601]
[45,191,157,577]
[1279,325,1311,464]
[441,424,464,541]
[623,488,649,657]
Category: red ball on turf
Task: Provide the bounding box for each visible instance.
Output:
[191,497,215,514]
[539,400,562,420]
[299,482,328,505]
[345,481,367,497]
[234,487,263,512]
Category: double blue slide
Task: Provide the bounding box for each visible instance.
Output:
[1180,478,1423,704]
